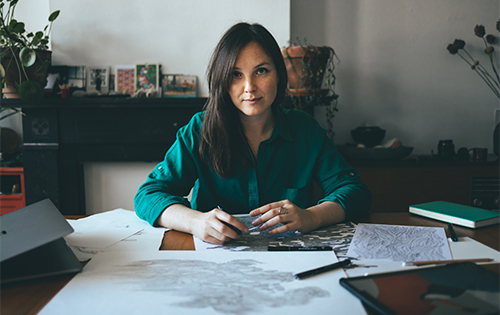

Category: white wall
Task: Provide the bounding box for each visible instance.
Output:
[49,0,290,97]
[3,0,499,214]
[291,0,499,154]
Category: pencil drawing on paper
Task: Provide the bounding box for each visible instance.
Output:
[346,224,452,261]
[113,259,330,315]
[198,215,356,256]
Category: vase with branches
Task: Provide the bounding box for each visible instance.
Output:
[446,22,500,99]
[446,20,500,156]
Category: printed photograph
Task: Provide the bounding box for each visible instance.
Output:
[162,74,197,98]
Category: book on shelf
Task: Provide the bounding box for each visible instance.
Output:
[409,201,500,228]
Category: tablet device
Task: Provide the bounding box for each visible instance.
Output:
[0,199,82,284]
[340,262,499,315]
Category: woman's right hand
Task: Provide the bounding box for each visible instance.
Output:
[191,207,249,245]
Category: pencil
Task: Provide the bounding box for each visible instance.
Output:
[294,259,351,280]
[403,258,493,266]
[448,223,458,242]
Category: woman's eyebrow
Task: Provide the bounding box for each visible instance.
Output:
[232,62,271,71]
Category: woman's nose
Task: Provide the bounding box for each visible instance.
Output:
[244,77,256,93]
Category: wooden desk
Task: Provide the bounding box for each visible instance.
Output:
[2,213,499,315]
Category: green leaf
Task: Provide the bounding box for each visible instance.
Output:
[27,32,34,38]
[0,63,5,78]
[11,21,25,34]
[17,80,44,104]
[31,31,43,46]
[48,10,60,22]
[19,47,36,67]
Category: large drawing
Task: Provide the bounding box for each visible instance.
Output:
[346,224,452,262]
[195,215,356,257]
[39,251,364,315]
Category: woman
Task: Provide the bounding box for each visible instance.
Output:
[134,22,371,245]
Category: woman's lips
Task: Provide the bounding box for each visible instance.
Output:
[244,97,262,105]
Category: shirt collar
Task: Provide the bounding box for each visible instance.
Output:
[267,107,293,142]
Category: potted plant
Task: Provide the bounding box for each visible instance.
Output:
[282,39,340,139]
[0,0,59,104]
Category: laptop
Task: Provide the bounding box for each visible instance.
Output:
[0,198,82,284]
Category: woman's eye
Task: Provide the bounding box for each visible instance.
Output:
[232,72,241,78]
[257,68,268,74]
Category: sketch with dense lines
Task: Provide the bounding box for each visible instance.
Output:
[346,224,452,261]
[114,259,329,315]
[39,251,366,315]
[195,215,356,257]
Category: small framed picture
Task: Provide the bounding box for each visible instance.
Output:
[86,66,110,94]
[135,63,160,92]
[115,65,135,94]
[162,74,197,98]
[68,66,86,89]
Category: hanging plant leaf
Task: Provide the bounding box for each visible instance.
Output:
[17,80,44,104]
[48,10,60,22]
[0,63,5,78]
[19,47,36,67]
[31,31,44,47]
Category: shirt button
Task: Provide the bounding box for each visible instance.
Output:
[350,172,355,176]
[158,166,163,170]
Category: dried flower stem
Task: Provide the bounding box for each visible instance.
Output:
[482,37,500,84]
[457,49,500,98]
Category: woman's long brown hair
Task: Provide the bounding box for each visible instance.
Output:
[199,23,287,178]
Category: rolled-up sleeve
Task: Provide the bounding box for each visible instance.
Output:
[134,115,201,226]
[315,131,372,221]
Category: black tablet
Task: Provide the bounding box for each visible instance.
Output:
[340,262,499,315]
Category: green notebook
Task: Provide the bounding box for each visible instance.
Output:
[409,201,500,228]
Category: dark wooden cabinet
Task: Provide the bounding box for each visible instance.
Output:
[3,97,206,215]
[349,158,499,213]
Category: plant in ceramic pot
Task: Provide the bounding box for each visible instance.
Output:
[0,0,60,104]
[282,38,340,139]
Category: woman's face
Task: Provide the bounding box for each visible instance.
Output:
[229,41,278,119]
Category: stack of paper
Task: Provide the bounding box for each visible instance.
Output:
[65,209,166,261]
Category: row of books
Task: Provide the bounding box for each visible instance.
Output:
[45,64,197,98]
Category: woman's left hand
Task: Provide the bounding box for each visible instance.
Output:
[249,200,318,235]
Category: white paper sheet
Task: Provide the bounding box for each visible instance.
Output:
[344,236,500,277]
[346,223,452,262]
[65,209,166,261]
[39,251,365,315]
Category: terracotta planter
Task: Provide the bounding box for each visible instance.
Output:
[282,46,332,95]
[1,49,51,91]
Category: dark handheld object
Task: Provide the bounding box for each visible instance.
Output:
[217,206,242,235]
[222,221,242,235]
[268,246,333,251]
[294,259,351,280]
[448,223,458,242]
[351,126,386,147]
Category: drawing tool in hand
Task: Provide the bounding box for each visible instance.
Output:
[448,223,458,242]
[403,258,493,267]
[268,246,333,251]
[217,206,242,235]
[294,259,351,280]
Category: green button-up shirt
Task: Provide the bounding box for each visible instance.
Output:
[134,108,371,226]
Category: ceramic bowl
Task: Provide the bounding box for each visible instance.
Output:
[351,126,386,147]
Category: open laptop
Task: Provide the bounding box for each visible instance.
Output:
[0,198,82,284]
